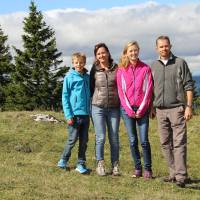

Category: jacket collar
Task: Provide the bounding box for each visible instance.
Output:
[94,63,117,71]
[71,68,88,75]
[158,52,174,61]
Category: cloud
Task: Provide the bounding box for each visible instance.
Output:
[0,2,200,75]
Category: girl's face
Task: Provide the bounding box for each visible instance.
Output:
[126,45,139,63]
[96,47,109,64]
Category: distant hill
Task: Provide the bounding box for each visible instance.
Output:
[193,75,200,89]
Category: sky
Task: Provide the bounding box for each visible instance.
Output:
[0,0,200,75]
[1,0,200,14]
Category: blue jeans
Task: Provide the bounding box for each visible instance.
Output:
[61,115,89,164]
[121,107,152,171]
[92,105,120,165]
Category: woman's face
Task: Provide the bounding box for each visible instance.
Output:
[126,45,139,63]
[96,47,109,64]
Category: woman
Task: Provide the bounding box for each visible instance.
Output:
[117,41,153,179]
[90,43,120,176]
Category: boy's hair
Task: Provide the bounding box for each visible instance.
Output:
[72,52,86,64]
[156,35,171,45]
[118,41,140,68]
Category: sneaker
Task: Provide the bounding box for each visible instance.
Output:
[162,176,176,183]
[112,162,120,176]
[132,169,142,178]
[75,164,88,174]
[144,170,153,179]
[96,160,106,176]
[176,181,185,188]
[57,159,67,169]
[184,177,192,184]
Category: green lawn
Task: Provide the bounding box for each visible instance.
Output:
[0,111,200,200]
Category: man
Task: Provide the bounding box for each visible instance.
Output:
[151,36,194,188]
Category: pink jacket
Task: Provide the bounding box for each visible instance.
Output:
[116,60,153,117]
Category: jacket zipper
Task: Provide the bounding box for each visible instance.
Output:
[83,75,88,113]
[106,72,109,107]
[163,64,165,107]
[132,67,136,105]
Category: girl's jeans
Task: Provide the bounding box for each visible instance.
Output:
[92,105,120,165]
[121,107,152,171]
[61,115,89,164]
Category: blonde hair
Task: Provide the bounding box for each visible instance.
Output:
[72,52,86,64]
[119,41,140,68]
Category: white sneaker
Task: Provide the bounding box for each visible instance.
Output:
[96,160,106,176]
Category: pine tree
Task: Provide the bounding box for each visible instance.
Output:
[0,26,13,110]
[8,1,68,110]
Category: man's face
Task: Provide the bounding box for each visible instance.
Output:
[156,39,171,59]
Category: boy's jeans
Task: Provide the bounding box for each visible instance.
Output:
[61,115,89,164]
[92,105,120,165]
[121,107,152,171]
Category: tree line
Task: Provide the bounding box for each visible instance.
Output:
[1,1,200,112]
[0,1,69,111]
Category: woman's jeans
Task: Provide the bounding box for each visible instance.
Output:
[92,105,120,165]
[121,107,152,171]
[61,115,89,164]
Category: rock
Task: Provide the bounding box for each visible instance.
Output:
[30,114,63,123]
[14,143,32,153]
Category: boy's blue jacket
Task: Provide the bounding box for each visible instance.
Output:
[62,68,90,120]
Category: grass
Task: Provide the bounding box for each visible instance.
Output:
[0,111,200,200]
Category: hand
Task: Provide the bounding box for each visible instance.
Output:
[67,118,74,125]
[131,113,136,118]
[184,107,192,121]
[135,114,141,118]
[149,107,156,119]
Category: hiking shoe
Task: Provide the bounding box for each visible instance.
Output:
[176,181,185,188]
[132,169,142,178]
[112,162,120,176]
[184,177,192,184]
[57,159,67,169]
[96,160,106,176]
[75,164,88,174]
[144,170,153,179]
[162,176,176,183]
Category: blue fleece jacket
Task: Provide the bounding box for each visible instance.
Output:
[62,69,90,120]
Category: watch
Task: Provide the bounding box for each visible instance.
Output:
[186,104,192,108]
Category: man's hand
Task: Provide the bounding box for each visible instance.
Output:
[67,118,74,125]
[149,107,156,119]
[184,107,192,121]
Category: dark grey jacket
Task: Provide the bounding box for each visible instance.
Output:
[90,63,120,108]
[151,53,194,108]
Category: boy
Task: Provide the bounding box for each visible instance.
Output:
[57,52,90,174]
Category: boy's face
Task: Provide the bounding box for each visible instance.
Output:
[72,57,85,73]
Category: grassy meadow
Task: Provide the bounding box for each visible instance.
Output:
[0,111,200,200]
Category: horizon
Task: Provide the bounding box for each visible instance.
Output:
[0,0,200,75]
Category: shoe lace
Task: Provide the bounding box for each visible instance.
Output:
[98,161,105,169]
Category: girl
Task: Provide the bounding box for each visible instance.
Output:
[117,41,153,179]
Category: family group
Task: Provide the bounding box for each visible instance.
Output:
[57,35,194,188]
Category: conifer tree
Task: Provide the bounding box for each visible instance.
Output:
[9,1,68,110]
[0,26,13,110]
